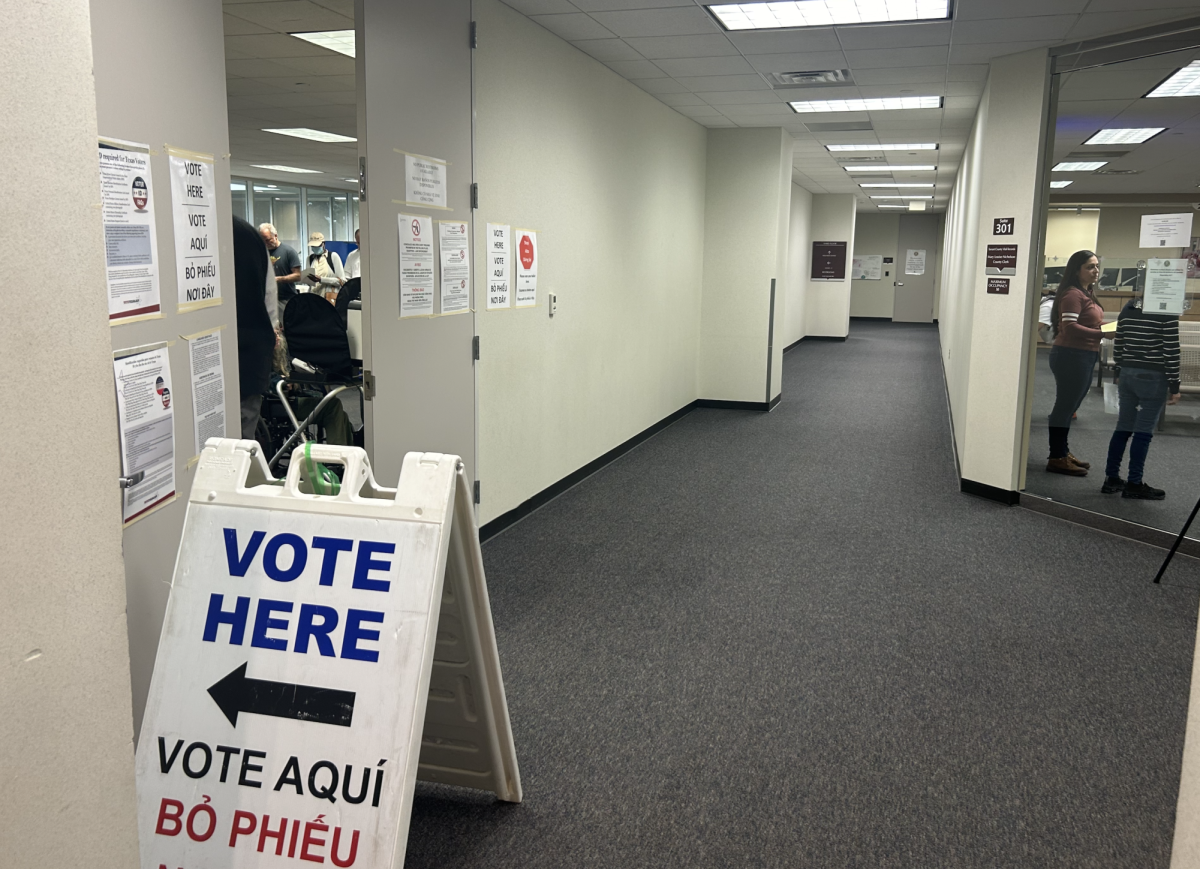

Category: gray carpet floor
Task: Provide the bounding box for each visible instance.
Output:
[405,321,1200,868]
[1026,346,1200,536]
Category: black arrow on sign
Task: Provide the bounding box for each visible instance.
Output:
[207,663,355,728]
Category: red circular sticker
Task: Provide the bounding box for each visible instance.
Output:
[411,219,421,238]
[519,234,534,270]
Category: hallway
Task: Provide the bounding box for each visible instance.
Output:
[407,321,1200,868]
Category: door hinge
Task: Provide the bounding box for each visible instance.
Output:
[474,479,481,504]
[472,335,480,361]
[358,157,367,201]
[471,182,478,209]
[362,369,376,400]
[470,21,478,49]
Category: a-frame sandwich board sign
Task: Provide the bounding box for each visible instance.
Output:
[134,439,521,869]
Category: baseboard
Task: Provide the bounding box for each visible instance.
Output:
[803,335,848,342]
[961,478,1020,505]
[696,398,774,412]
[1020,493,1200,558]
[850,316,892,321]
[782,338,803,354]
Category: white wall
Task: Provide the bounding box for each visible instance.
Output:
[1045,210,1100,260]
[806,194,858,337]
[699,127,792,402]
[851,213,900,319]
[473,0,708,524]
[784,182,814,347]
[0,0,141,863]
[938,48,1052,489]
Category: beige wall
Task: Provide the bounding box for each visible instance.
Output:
[473,0,708,524]
[1045,209,1100,261]
[1098,206,1187,260]
[0,0,141,864]
[806,194,858,337]
[851,213,900,319]
[784,182,814,347]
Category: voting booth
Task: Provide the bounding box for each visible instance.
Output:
[134,439,521,868]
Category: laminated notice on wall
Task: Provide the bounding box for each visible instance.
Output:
[186,327,226,456]
[486,223,511,310]
[168,146,222,313]
[114,344,176,525]
[438,220,471,315]
[905,249,926,276]
[515,229,537,308]
[1140,213,1193,249]
[399,214,435,317]
[852,255,883,280]
[403,152,448,209]
[1145,258,1187,315]
[99,138,162,323]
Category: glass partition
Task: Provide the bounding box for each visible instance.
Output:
[231,177,359,249]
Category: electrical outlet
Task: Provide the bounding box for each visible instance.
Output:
[549,293,557,317]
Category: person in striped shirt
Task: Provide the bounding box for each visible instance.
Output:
[1101,296,1182,500]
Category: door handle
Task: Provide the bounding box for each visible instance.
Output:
[895,282,905,286]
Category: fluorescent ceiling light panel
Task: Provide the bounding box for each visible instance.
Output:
[709,1,951,31]
[844,165,937,172]
[1146,61,1200,98]
[1052,161,1107,171]
[869,195,933,199]
[827,143,938,151]
[290,30,355,57]
[859,183,935,188]
[1049,180,1074,188]
[250,164,323,174]
[877,205,908,209]
[791,96,942,113]
[1083,128,1165,145]
[263,128,356,143]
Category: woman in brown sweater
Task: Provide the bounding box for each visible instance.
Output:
[1046,249,1104,475]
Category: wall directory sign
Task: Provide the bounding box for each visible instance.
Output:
[134,442,522,869]
[168,146,222,313]
[811,241,848,281]
[1139,213,1193,249]
[1145,258,1187,314]
[99,138,162,323]
[852,255,883,280]
[985,244,1018,275]
[993,217,1015,236]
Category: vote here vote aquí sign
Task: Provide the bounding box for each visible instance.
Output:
[135,441,520,869]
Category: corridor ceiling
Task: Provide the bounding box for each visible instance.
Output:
[221,0,1200,211]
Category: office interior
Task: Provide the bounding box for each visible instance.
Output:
[11,0,1200,865]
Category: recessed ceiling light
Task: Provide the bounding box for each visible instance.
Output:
[1049,180,1074,188]
[844,165,937,172]
[250,164,323,174]
[263,128,356,143]
[859,183,935,188]
[869,195,934,200]
[290,30,355,57]
[709,1,951,31]
[792,96,942,113]
[877,205,909,209]
[827,143,938,152]
[1083,128,1165,145]
[1146,60,1200,98]
[1052,161,1107,171]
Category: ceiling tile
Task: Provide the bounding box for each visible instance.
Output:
[725,27,842,55]
[946,64,990,82]
[500,0,580,13]
[572,38,644,61]
[699,89,789,105]
[224,0,351,31]
[655,55,755,77]
[952,15,1077,43]
[674,73,770,92]
[622,33,739,58]
[226,33,320,58]
[528,12,616,40]
[654,92,709,107]
[269,55,356,76]
[852,66,947,85]
[225,58,302,78]
[310,0,354,16]
[604,59,666,78]
[844,46,949,69]
[947,41,1046,64]
[223,13,273,36]
[718,103,799,119]
[1057,68,1169,101]
[573,0,691,9]
[835,21,953,51]
[589,7,719,38]
[1064,9,1200,40]
[633,77,693,94]
[744,52,850,74]
[946,80,985,96]
[943,95,980,110]
[1085,0,1200,10]
[953,0,1088,19]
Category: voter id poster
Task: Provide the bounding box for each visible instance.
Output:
[169,146,222,313]
[99,138,162,323]
[114,345,176,524]
[134,503,443,869]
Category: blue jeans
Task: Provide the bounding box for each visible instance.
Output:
[1116,368,1168,433]
[1048,346,1097,428]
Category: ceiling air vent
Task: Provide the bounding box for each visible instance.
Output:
[837,156,886,163]
[1066,150,1131,160]
[770,69,854,89]
[1095,168,1143,175]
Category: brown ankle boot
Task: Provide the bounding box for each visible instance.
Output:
[1067,452,1090,469]
[1047,456,1087,476]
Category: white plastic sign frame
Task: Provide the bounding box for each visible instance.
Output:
[134,439,521,869]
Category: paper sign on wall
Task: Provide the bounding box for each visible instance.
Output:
[114,344,176,525]
[398,214,434,318]
[905,249,927,276]
[99,138,162,323]
[486,223,511,310]
[515,229,538,308]
[1140,213,1193,249]
[404,152,447,210]
[437,221,470,315]
[1145,258,1187,315]
[186,327,226,455]
[852,255,883,280]
[168,146,222,313]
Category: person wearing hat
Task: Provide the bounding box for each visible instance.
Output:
[303,231,345,301]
